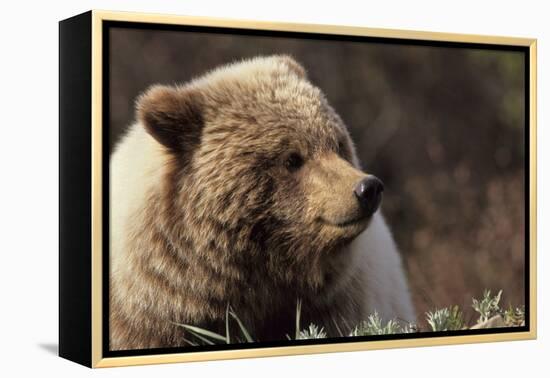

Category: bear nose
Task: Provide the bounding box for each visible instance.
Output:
[354,176,384,216]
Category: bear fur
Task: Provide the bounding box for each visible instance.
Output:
[109,55,415,350]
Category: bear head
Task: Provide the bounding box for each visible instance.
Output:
[135,55,384,291]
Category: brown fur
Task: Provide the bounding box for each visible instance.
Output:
[110,55,375,350]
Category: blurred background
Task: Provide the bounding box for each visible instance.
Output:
[109,26,526,325]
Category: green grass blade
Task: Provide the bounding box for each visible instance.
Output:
[225,303,231,344]
[295,299,302,340]
[172,322,227,342]
[332,317,344,337]
[229,308,254,343]
[182,337,198,347]
[186,329,216,345]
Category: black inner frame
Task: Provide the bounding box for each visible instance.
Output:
[101,20,531,358]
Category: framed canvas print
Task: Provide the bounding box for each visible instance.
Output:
[59,10,537,368]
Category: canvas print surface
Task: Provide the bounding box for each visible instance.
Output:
[107,24,527,353]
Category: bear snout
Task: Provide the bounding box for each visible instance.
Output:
[354,175,384,217]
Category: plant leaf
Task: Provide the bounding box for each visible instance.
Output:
[182,337,198,347]
[225,303,231,344]
[186,329,216,345]
[172,322,227,342]
[295,299,302,340]
[229,309,254,343]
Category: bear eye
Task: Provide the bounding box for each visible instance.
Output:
[337,140,344,152]
[337,140,350,161]
[337,140,346,156]
[285,152,304,172]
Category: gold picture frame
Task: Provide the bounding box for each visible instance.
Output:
[59,9,537,368]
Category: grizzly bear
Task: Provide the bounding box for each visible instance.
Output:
[110,55,414,350]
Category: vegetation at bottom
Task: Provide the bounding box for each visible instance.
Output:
[174,289,526,345]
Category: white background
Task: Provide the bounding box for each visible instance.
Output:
[0,0,546,376]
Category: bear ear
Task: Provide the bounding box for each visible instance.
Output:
[136,84,204,154]
[275,55,307,78]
